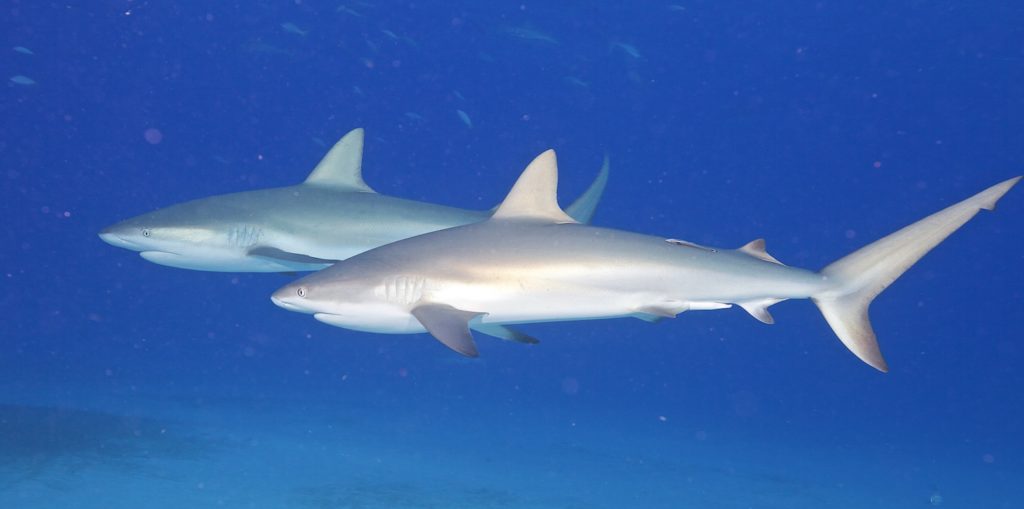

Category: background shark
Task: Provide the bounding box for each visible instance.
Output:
[272,151,1019,372]
[98,128,609,272]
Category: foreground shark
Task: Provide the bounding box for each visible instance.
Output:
[272,150,1019,372]
[98,129,609,272]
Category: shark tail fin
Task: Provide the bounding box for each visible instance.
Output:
[564,155,610,224]
[812,176,1020,372]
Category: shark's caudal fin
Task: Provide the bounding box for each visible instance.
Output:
[492,150,578,223]
[813,176,1020,372]
[564,155,610,223]
[303,128,375,193]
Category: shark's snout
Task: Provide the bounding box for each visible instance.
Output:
[98,225,141,250]
[271,287,314,314]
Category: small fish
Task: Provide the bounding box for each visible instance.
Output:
[352,85,365,97]
[667,4,687,11]
[336,5,363,17]
[245,39,293,57]
[400,36,419,49]
[381,29,399,40]
[611,41,642,59]
[12,46,34,55]
[456,109,472,129]
[452,90,466,101]
[563,76,590,88]
[10,75,35,86]
[404,112,424,121]
[311,137,327,147]
[281,22,308,36]
[500,26,558,45]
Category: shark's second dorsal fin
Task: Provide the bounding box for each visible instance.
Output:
[491,150,577,223]
[739,238,784,265]
[303,128,375,193]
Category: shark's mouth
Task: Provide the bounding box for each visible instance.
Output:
[313,313,346,324]
[138,250,225,271]
[139,250,180,262]
[268,296,316,314]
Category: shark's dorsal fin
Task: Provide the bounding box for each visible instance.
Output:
[739,238,784,265]
[491,150,577,223]
[303,128,375,193]
[563,154,610,224]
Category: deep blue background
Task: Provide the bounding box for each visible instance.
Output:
[3,0,1023,497]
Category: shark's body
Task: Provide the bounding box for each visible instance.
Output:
[272,151,1019,372]
[99,129,609,272]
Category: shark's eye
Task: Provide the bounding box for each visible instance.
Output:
[142,228,152,237]
[296,287,306,298]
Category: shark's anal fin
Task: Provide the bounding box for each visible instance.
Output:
[739,239,784,265]
[303,128,375,193]
[411,303,485,357]
[248,246,339,265]
[738,298,784,324]
[472,323,540,344]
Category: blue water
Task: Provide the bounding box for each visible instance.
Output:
[3,2,1023,507]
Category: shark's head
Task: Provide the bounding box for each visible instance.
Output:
[98,197,263,271]
[271,259,423,333]
[98,128,373,273]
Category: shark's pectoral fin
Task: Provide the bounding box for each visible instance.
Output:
[411,303,485,357]
[472,323,539,344]
[248,246,339,266]
[738,298,784,324]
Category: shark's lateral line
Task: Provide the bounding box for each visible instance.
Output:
[272,150,1020,372]
[98,128,610,272]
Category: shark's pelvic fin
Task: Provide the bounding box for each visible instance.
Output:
[564,154,610,224]
[303,128,375,193]
[635,301,691,319]
[738,238,784,265]
[411,303,484,357]
[492,150,578,223]
[813,176,1021,372]
[472,323,540,344]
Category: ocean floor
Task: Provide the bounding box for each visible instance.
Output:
[1,382,1019,509]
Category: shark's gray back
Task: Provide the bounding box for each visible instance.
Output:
[223,184,489,259]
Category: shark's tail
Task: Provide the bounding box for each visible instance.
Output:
[564,155,610,224]
[812,176,1020,372]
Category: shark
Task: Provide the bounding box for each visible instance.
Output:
[271,150,1019,372]
[98,129,609,272]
